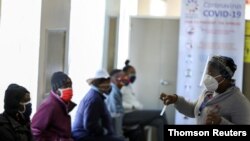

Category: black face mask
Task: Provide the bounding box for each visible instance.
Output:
[103,87,112,95]
[20,103,32,121]
[129,76,136,83]
[124,81,130,86]
[24,103,32,120]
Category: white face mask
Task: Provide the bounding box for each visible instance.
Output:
[203,74,221,92]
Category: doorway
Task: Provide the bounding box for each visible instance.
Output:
[128,17,179,124]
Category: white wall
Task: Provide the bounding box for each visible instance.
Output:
[37,0,71,107]
[116,0,138,68]
[137,0,181,17]
[166,0,181,17]
[0,0,41,114]
[246,4,250,20]
[68,0,106,122]
[0,0,1,21]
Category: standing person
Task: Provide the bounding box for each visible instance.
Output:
[72,69,125,141]
[121,60,167,141]
[31,71,76,141]
[160,56,250,124]
[0,83,33,141]
[105,69,145,141]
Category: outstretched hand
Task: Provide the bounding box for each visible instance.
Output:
[160,93,178,105]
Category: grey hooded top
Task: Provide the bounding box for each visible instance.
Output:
[175,86,250,124]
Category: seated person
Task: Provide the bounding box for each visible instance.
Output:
[121,60,167,141]
[72,69,125,141]
[31,71,76,141]
[0,84,33,141]
[105,69,145,141]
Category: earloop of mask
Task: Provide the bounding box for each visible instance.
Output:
[214,75,225,85]
[19,101,31,113]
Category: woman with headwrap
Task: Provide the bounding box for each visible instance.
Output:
[0,83,33,141]
[160,56,250,125]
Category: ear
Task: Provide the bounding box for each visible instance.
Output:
[220,69,231,79]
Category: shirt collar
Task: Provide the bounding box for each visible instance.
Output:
[90,85,106,99]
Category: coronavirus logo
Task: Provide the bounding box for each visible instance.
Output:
[186,0,199,14]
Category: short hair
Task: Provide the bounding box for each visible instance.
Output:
[109,69,122,77]
[51,71,71,92]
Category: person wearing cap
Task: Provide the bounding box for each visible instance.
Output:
[72,69,125,141]
[31,71,76,141]
[160,55,250,125]
[0,83,33,141]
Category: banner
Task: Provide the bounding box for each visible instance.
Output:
[176,0,245,124]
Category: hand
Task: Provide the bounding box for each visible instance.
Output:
[160,93,178,105]
[205,111,221,125]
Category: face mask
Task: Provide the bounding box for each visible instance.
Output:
[129,75,136,83]
[19,101,32,121]
[98,83,112,94]
[124,81,130,86]
[203,74,222,92]
[59,88,73,102]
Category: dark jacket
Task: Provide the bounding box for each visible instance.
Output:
[72,88,114,140]
[0,112,33,141]
[31,91,75,141]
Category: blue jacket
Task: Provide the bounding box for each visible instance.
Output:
[105,83,124,114]
[72,88,114,140]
